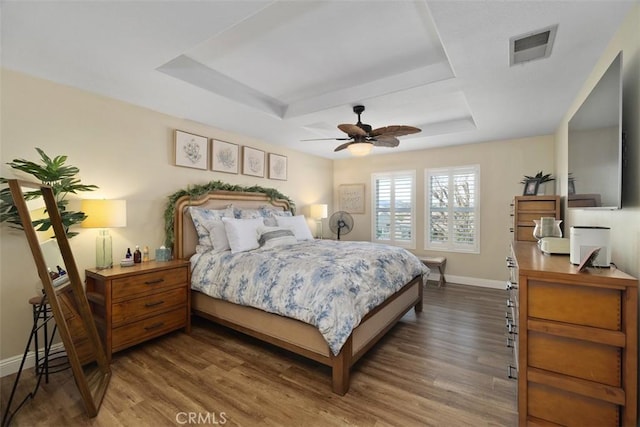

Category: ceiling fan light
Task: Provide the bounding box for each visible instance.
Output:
[348,142,373,156]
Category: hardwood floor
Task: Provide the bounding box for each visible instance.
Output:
[1,283,517,426]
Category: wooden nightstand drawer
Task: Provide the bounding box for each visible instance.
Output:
[112,306,187,351]
[112,267,188,301]
[112,286,187,327]
[528,280,621,330]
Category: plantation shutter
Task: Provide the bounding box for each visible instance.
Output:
[372,171,416,249]
[425,165,480,253]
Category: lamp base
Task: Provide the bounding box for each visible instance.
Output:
[316,220,323,240]
[96,229,113,269]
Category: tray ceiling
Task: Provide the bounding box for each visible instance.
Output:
[1,1,635,158]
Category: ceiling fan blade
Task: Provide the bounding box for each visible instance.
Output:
[334,142,352,152]
[371,125,421,138]
[338,123,368,137]
[372,136,400,147]
[300,137,352,141]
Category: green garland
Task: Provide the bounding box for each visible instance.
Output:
[163,180,296,247]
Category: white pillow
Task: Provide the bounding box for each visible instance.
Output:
[275,215,314,241]
[222,217,264,253]
[256,225,298,250]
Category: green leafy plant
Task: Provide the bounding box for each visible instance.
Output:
[520,171,555,184]
[164,180,295,247]
[0,148,98,237]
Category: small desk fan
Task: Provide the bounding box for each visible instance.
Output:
[329,211,353,240]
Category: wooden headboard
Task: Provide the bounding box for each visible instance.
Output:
[173,190,291,260]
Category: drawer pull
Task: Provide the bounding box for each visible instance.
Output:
[506,298,514,308]
[144,278,165,285]
[506,281,518,290]
[144,322,165,331]
[507,337,514,348]
[507,323,518,335]
[507,365,518,379]
[144,300,165,308]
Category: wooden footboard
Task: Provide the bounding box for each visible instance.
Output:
[330,275,423,394]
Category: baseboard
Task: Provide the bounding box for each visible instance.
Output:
[432,273,505,290]
[0,343,65,378]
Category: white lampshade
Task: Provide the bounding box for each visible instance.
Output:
[81,200,126,269]
[81,200,127,228]
[347,142,373,157]
[310,204,328,220]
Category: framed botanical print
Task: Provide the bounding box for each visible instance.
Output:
[242,146,265,178]
[339,184,365,214]
[174,130,208,170]
[268,153,287,181]
[211,140,239,174]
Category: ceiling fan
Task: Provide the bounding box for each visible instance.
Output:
[304,105,421,156]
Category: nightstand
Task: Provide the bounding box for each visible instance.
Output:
[85,259,191,360]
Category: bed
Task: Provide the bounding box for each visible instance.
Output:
[173,190,428,395]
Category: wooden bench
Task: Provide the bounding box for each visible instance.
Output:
[420,256,447,288]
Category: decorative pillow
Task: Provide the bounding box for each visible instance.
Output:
[275,215,314,241]
[208,220,231,253]
[259,206,293,226]
[221,217,264,253]
[189,206,234,252]
[256,225,298,250]
[233,207,262,220]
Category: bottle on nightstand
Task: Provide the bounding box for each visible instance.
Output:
[133,246,142,263]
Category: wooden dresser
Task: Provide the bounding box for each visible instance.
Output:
[85,259,191,360]
[512,196,561,242]
[509,241,637,426]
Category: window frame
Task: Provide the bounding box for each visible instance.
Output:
[424,165,480,254]
[371,170,416,249]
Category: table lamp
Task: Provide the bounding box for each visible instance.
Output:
[81,199,127,269]
[310,204,328,239]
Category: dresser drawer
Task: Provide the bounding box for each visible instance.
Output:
[112,286,187,327]
[528,331,621,387]
[112,267,188,301]
[528,383,620,426]
[112,306,187,351]
[517,200,557,212]
[528,280,621,330]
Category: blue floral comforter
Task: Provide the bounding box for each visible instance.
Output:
[191,240,429,355]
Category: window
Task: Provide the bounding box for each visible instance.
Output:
[372,171,415,248]
[425,165,480,253]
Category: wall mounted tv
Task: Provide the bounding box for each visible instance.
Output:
[568,51,623,209]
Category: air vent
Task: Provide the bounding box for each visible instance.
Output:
[510,25,557,66]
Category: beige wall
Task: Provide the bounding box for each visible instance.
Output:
[333,135,555,286]
[555,3,639,277]
[0,70,333,362]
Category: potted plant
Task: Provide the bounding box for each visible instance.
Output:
[0,148,98,237]
[520,171,555,195]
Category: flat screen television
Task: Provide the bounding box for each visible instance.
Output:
[568,51,623,209]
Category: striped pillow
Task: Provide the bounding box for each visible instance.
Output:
[257,226,297,250]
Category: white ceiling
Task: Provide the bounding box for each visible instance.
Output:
[1,1,635,159]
